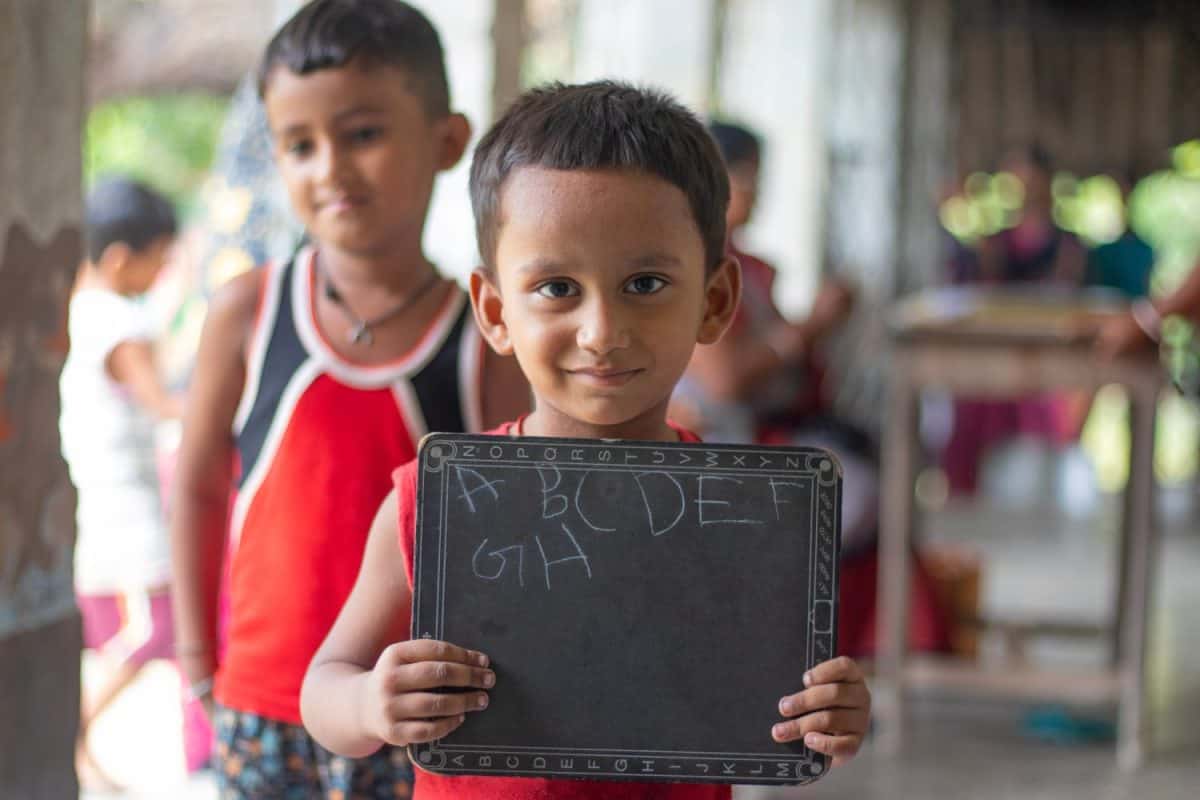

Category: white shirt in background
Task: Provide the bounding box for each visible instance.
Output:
[59,288,170,595]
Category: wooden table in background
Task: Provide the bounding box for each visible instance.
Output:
[875,288,1165,770]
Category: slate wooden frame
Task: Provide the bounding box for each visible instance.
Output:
[410,433,841,786]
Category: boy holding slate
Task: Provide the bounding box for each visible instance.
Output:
[302,81,872,799]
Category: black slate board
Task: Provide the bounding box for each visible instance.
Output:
[409,433,841,786]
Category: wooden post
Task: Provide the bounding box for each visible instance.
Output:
[1117,377,1160,770]
[896,0,954,296]
[0,2,87,797]
[491,0,526,123]
[875,354,921,755]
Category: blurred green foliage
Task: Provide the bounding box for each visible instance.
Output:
[84,93,230,216]
[940,139,1200,286]
[1130,143,1200,403]
[1129,145,1200,290]
[940,170,1126,247]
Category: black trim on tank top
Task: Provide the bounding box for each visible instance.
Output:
[235,255,472,490]
[236,261,308,490]
[410,304,469,435]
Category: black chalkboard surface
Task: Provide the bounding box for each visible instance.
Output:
[410,433,841,786]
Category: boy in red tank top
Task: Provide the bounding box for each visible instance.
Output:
[302,82,871,799]
[170,2,529,797]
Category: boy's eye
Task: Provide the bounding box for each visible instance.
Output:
[626,275,668,295]
[285,139,313,158]
[348,126,383,145]
[535,280,579,299]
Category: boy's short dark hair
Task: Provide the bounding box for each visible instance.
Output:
[708,120,762,168]
[85,178,177,264]
[257,0,450,117]
[470,81,730,272]
[1000,142,1054,175]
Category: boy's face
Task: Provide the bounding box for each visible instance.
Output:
[104,235,173,296]
[471,167,739,437]
[263,62,469,259]
[1002,155,1052,214]
[725,158,759,233]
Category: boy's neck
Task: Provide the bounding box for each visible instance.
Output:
[77,265,133,298]
[521,401,678,443]
[318,242,434,295]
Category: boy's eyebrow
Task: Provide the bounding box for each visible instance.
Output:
[332,105,387,123]
[515,257,569,278]
[516,253,686,277]
[272,106,387,138]
[628,253,685,270]
[273,121,310,139]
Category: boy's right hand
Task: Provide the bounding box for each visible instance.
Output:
[362,639,494,746]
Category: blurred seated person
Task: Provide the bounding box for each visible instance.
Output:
[1086,170,1155,299]
[942,146,1086,495]
[675,121,951,657]
[673,120,854,444]
[977,145,1086,286]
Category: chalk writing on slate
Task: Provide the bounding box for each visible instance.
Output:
[410,434,841,786]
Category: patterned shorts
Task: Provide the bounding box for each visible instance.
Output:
[214,705,414,799]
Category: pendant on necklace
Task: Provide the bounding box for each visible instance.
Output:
[349,323,374,346]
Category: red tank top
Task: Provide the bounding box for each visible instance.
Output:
[393,422,728,800]
[216,248,487,723]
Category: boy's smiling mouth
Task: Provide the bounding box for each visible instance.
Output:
[320,192,369,214]
[567,366,644,387]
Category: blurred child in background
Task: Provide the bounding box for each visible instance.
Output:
[60,176,182,790]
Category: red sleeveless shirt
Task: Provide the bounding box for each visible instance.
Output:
[216,248,486,723]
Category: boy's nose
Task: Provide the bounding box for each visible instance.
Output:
[576,299,631,355]
[315,143,350,184]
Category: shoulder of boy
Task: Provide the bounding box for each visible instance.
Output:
[71,290,145,347]
[204,267,266,348]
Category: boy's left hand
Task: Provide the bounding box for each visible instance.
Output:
[772,656,870,767]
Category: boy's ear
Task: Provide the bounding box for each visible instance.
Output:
[95,241,133,277]
[697,255,742,345]
[469,268,514,356]
[436,113,472,172]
